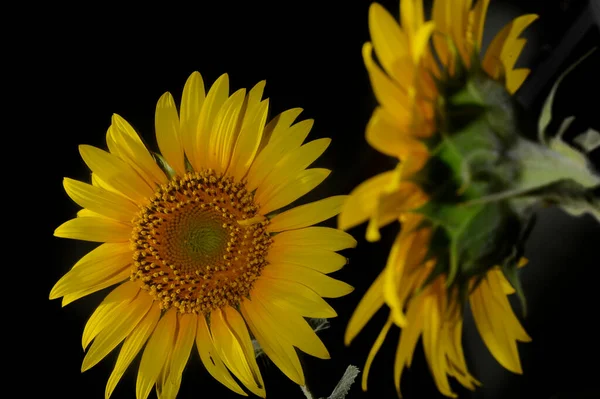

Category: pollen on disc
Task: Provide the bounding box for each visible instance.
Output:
[131,170,272,314]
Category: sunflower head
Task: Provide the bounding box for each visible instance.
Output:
[51,71,356,399]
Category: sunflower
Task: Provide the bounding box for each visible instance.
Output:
[51,71,355,399]
[339,0,537,397]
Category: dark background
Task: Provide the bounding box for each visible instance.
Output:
[32,1,600,398]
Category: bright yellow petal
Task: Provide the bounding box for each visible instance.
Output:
[81,281,140,349]
[105,301,161,399]
[196,314,246,396]
[167,313,197,386]
[240,298,305,385]
[259,168,331,215]
[247,118,314,191]
[268,195,346,232]
[223,307,266,395]
[210,308,265,398]
[253,290,330,359]
[136,308,177,399]
[262,263,353,298]
[195,73,230,171]
[50,242,132,299]
[254,277,337,318]
[228,81,269,181]
[109,114,168,186]
[155,92,185,176]
[54,217,131,243]
[208,88,246,174]
[63,178,139,222]
[264,108,305,146]
[267,246,348,274]
[271,226,357,251]
[79,144,153,203]
[255,138,331,204]
[345,271,385,346]
[82,294,153,372]
[61,267,131,307]
[179,71,206,171]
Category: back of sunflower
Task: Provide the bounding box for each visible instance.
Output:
[339,0,599,397]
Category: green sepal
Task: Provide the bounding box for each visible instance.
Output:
[153,152,177,179]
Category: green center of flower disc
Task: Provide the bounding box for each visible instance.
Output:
[165,207,229,274]
[131,170,272,314]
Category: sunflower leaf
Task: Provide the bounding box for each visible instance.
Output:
[326,365,361,399]
[537,48,597,144]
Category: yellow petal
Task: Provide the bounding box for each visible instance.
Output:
[345,271,385,346]
[256,138,331,203]
[366,107,430,165]
[196,314,246,396]
[267,246,348,274]
[259,168,331,215]
[228,82,269,181]
[395,294,425,368]
[471,0,491,49]
[61,267,131,307]
[271,226,356,251]
[411,21,436,64]
[506,68,530,94]
[50,242,132,299]
[482,14,538,81]
[208,88,246,174]
[223,307,266,395]
[338,171,394,231]
[362,318,392,391]
[109,114,168,186]
[363,43,411,125]
[82,294,153,372]
[240,298,305,385]
[210,308,265,397]
[63,178,139,222]
[470,282,524,374]
[369,3,409,80]
[105,301,161,399]
[421,294,455,397]
[179,71,206,171]
[79,144,153,203]
[254,277,337,318]
[382,233,410,327]
[81,281,140,349]
[268,195,347,232]
[264,108,304,146]
[155,92,185,176]
[136,308,177,399]
[54,216,132,243]
[195,73,230,171]
[247,118,314,191]
[262,263,354,298]
[253,290,330,359]
[168,312,197,386]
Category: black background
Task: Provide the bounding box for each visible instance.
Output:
[31,1,600,398]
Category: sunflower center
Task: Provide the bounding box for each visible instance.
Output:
[131,169,271,314]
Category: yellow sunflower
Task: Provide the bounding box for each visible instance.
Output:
[339,0,537,397]
[51,71,356,399]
